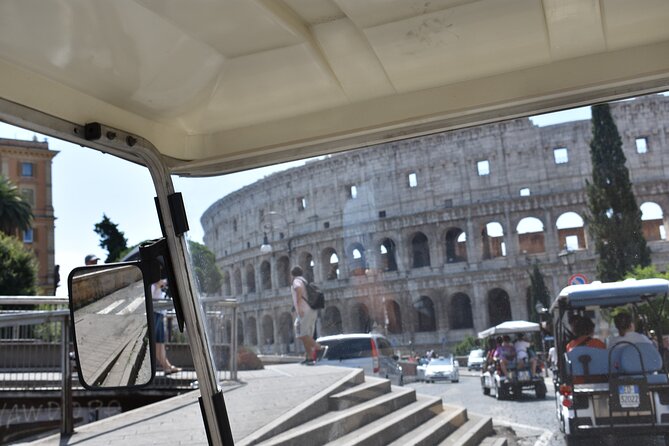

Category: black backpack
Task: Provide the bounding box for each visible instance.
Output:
[300,278,325,310]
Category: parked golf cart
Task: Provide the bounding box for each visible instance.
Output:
[552,279,669,445]
[479,320,547,400]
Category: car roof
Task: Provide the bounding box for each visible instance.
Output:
[550,278,669,310]
[2,2,669,175]
[317,333,383,342]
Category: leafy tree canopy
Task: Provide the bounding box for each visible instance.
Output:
[0,175,33,235]
[189,240,222,295]
[0,231,38,295]
[93,214,128,263]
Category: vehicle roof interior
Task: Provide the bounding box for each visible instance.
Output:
[1,0,669,175]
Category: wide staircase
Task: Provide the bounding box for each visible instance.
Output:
[239,369,507,446]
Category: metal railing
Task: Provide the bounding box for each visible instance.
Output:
[0,296,73,436]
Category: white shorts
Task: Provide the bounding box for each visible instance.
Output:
[294,309,318,339]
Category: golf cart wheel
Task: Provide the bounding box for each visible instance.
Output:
[483,385,490,395]
[535,382,547,399]
[495,381,505,400]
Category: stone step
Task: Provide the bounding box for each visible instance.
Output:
[325,394,444,445]
[479,436,508,446]
[255,385,417,446]
[328,377,391,411]
[386,404,468,446]
[437,413,494,446]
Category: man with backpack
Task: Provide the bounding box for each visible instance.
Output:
[291,266,321,364]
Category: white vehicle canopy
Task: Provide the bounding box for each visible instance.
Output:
[478,320,541,339]
[550,278,669,310]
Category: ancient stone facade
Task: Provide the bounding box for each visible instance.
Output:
[202,95,669,353]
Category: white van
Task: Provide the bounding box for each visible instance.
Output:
[316,333,404,386]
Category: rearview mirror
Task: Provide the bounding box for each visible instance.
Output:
[68,263,154,389]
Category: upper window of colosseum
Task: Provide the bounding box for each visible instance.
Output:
[635,137,648,153]
[520,188,530,196]
[348,185,358,199]
[298,196,307,210]
[408,172,417,188]
[477,160,490,176]
[553,147,569,164]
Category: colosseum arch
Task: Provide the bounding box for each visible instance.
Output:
[246,316,258,346]
[322,306,343,336]
[262,315,274,345]
[322,248,340,280]
[277,312,293,346]
[224,319,232,344]
[222,270,232,296]
[641,202,666,241]
[348,242,367,276]
[445,227,467,263]
[260,261,271,291]
[350,302,372,332]
[411,232,431,268]
[237,319,244,345]
[277,256,290,287]
[233,268,242,295]
[245,264,256,293]
[298,252,315,282]
[516,217,545,254]
[414,296,436,332]
[482,222,506,259]
[556,211,586,250]
[379,238,398,272]
[450,293,474,329]
[385,299,403,333]
[488,288,512,326]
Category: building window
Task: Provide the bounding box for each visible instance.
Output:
[635,137,648,154]
[233,219,237,232]
[348,185,357,199]
[323,221,330,229]
[477,160,490,176]
[553,147,568,164]
[298,196,307,210]
[520,188,530,196]
[23,228,33,243]
[20,188,35,206]
[408,172,418,188]
[378,210,386,218]
[21,162,34,177]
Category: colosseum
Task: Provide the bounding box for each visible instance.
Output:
[201,94,669,355]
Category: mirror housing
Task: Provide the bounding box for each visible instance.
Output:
[68,262,155,389]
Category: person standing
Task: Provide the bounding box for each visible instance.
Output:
[84,254,99,265]
[152,278,181,374]
[291,266,320,364]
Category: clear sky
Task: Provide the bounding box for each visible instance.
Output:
[0,101,627,296]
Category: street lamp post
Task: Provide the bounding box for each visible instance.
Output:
[558,247,575,274]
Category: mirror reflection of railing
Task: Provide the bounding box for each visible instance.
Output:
[69,264,153,388]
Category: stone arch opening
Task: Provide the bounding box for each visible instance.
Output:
[411,232,431,268]
[299,252,315,282]
[516,217,545,254]
[223,271,231,296]
[278,312,293,346]
[641,202,666,241]
[488,288,512,326]
[482,222,505,259]
[414,296,436,332]
[233,268,242,295]
[450,293,473,329]
[348,242,367,276]
[277,256,290,287]
[237,319,244,345]
[322,248,340,280]
[245,264,256,293]
[260,261,271,290]
[556,212,586,250]
[322,306,343,336]
[379,238,398,271]
[445,227,467,263]
[262,315,274,345]
[385,299,403,334]
[351,303,372,332]
[246,316,258,346]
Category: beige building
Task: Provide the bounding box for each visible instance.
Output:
[202,95,669,353]
[0,138,57,295]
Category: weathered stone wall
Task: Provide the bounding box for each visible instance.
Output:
[202,95,669,353]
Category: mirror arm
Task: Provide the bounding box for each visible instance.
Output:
[139,238,186,332]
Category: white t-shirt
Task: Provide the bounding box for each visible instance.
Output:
[515,339,530,360]
[291,276,309,314]
[607,331,653,348]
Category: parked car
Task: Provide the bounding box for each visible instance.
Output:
[316,333,404,386]
[415,357,429,382]
[424,355,459,383]
[467,349,485,371]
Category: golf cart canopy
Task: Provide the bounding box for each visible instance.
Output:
[2,1,669,176]
[550,278,669,311]
[478,320,540,339]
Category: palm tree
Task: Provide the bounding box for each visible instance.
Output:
[0,175,33,235]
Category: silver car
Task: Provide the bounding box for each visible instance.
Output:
[316,333,404,386]
[424,355,460,383]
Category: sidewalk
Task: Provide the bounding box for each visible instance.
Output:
[19,364,353,446]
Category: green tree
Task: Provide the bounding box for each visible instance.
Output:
[189,240,222,295]
[94,214,128,263]
[527,262,551,322]
[585,103,650,282]
[0,175,33,235]
[0,231,38,295]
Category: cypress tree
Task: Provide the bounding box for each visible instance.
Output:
[585,103,650,282]
[528,262,551,322]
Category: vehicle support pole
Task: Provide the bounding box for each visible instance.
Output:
[61,313,73,435]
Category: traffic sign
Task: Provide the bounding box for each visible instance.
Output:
[568,273,588,286]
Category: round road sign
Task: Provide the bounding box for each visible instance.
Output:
[568,273,588,286]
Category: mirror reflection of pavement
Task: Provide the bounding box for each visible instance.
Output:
[74,280,150,387]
